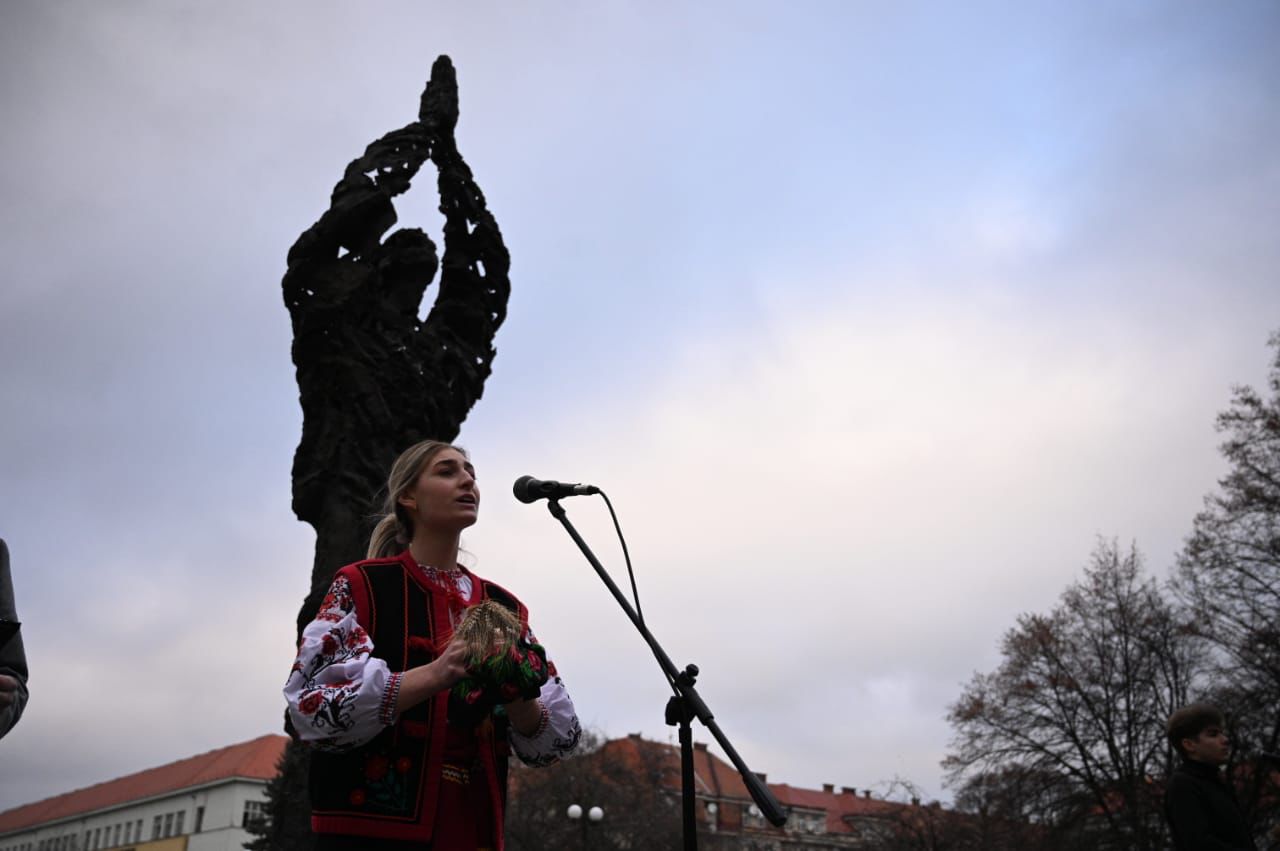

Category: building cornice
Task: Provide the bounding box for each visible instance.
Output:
[0,776,267,838]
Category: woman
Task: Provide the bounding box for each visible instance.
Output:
[285,441,581,849]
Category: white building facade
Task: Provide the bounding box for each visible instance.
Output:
[0,736,283,851]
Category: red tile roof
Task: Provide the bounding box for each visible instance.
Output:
[769,783,901,833]
[598,735,753,798]
[0,735,286,834]
[598,734,912,836]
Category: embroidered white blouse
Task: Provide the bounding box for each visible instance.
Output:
[285,567,580,766]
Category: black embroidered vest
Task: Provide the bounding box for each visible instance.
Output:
[308,552,527,842]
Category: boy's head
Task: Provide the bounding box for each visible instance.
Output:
[1167,703,1230,765]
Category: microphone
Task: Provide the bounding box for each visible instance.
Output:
[513,475,600,504]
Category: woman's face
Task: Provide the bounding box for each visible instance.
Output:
[398,447,480,534]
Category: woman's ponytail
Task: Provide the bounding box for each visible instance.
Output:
[366,512,406,559]
[365,439,458,559]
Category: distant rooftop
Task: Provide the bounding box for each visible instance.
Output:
[0,734,286,834]
[599,733,906,836]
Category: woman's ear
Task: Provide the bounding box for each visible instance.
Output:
[397,494,417,512]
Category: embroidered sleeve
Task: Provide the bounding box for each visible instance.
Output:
[284,575,399,752]
[509,628,582,767]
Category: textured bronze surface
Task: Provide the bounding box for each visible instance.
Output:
[283,56,510,636]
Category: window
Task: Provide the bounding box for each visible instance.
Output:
[174,811,184,835]
[163,814,173,839]
[151,817,161,841]
[134,821,142,841]
[243,800,267,829]
[194,807,204,833]
[92,829,100,850]
[113,825,121,847]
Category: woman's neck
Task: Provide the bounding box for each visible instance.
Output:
[408,532,460,571]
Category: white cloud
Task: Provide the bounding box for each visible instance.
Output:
[454,282,1254,796]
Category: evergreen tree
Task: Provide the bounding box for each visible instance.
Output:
[244,744,312,851]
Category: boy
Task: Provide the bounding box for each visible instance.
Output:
[1164,703,1256,850]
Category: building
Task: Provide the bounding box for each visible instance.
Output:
[616,735,920,849]
[0,735,285,851]
[508,733,953,850]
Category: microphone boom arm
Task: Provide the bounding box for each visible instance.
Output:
[542,498,788,839]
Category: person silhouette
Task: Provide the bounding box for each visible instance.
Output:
[0,538,28,740]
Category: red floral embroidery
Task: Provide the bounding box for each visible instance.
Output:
[319,577,355,616]
[299,692,323,715]
[321,634,338,655]
[365,754,390,781]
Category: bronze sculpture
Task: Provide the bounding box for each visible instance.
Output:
[255,56,511,850]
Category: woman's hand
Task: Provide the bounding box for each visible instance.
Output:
[0,674,19,708]
[395,635,471,713]
[505,696,544,737]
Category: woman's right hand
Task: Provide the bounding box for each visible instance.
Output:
[395,634,471,714]
[427,634,471,690]
[0,674,20,707]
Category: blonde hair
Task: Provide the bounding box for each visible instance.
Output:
[366,440,465,559]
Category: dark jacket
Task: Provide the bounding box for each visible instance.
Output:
[0,538,29,740]
[1165,758,1256,850]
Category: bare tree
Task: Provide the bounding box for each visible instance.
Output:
[950,765,1094,851]
[945,540,1206,851]
[865,780,976,851]
[1172,331,1280,844]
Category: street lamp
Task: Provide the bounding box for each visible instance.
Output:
[566,804,604,850]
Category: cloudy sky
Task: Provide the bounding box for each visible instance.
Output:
[2,0,1278,812]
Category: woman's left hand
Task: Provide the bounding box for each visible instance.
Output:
[505,697,543,737]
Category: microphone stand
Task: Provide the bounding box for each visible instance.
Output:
[543,498,787,849]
